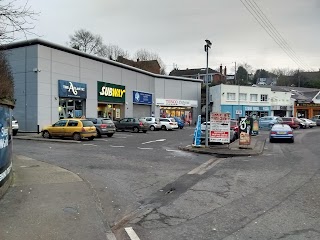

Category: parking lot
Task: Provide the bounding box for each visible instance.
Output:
[6,126,320,239]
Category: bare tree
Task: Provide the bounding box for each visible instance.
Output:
[97,44,129,60]
[0,0,38,43]
[134,49,166,75]
[68,29,104,55]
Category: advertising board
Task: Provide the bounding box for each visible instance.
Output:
[210,112,230,143]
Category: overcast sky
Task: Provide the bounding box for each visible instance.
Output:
[14,0,320,74]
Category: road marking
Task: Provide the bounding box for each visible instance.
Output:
[188,158,224,175]
[141,139,166,145]
[137,147,153,150]
[83,144,97,146]
[166,149,182,152]
[110,145,125,148]
[125,227,141,240]
[114,136,127,139]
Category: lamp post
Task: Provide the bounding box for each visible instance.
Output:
[204,39,212,148]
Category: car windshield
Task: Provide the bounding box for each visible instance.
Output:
[81,120,94,127]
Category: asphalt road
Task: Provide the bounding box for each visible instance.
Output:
[12,126,320,240]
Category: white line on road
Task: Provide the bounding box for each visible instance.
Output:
[83,144,97,146]
[114,136,127,139]
[166,149,182,152]
[141,139,166,145]
[188,158,224,175]
[137,147,153,150]
[125,227,141,240]
[110,145,125,148]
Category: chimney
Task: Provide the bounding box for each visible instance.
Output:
[224,66,227,76]
[220,64,223,74]
[137,58,139,62]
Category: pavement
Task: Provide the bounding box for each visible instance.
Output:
[0,155,116,240]
[179,133,267,156]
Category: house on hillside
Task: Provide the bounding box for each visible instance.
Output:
[169,65,227,85]
[117,56,161,74]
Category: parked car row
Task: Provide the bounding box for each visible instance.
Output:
[259,116,318,129]
[40,116,186,141]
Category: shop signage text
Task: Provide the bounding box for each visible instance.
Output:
[58,80,87,98]
[98,82,126,103]
[133,91,152,105]
[156,98,198,107]
[244,106,269,111]
[296,103,320,107]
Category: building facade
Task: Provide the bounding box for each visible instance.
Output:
[211,84,294,119]
[3,39,202,132]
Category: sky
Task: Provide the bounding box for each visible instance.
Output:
[12,0,320,74]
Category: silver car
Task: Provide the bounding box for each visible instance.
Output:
[140,117,161,131]
[12,116,19,136]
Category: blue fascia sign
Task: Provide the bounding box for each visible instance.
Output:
[58,80,87,99]
[133,91,152,105]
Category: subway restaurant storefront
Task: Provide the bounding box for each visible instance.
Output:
[97,81,126,120]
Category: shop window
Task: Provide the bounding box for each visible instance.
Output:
[250,94,258,102]
[227,93,236,100]
[260,94,268,102]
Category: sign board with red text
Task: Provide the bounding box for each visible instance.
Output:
[210,112,230,143]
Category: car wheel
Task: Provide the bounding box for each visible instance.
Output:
[133,127,139,133]
[290,138,294,143]
[88,136,95,140]
[143,130,147,133]
[161,125,167,130]
[180,126,183,129]
[106,133,113,137]
[269,138,273,143]
[13,130,18,136]
[42,131,52,139]
[73,133,81,141]
[97,130,102,138]
[150,125,155,131]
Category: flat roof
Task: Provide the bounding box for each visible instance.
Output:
[1,38,202,83]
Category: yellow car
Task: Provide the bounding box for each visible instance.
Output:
[42,119,97,141]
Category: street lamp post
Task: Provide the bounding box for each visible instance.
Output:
[204,39,212,148]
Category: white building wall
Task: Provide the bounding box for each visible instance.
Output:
[220,84,272,106]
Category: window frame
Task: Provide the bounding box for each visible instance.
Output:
[226,92,236,101]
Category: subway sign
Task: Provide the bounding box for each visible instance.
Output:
[98,81,126,103]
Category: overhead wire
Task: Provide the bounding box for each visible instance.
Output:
[240,0,309,70]
[247,0,310,70]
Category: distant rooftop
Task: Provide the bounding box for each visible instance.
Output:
[169,68,220,77]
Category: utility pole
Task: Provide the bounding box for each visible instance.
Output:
[204,40,212,148]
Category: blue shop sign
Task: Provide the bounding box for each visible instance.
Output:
[58,80,87,99]
[133,91,152,105]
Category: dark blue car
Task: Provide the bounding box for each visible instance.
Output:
[174,117,184,129]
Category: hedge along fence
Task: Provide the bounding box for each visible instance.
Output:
[0,51,14,197]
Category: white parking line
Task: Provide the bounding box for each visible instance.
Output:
[110,145,125,148]
[114,136,127,139]
[141,139,166,145]
[137,147,153,150]
[125,227,141,240]
[188,158,224,175]
[166,149,182,152]
[83,144,97,146]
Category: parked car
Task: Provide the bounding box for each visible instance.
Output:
[281,117,300,129]
[12,116,19,136]
[296,118,308,128]
[201,122,210,131]
[159,117,179,130]
[173,117,185,129]
[115,118,148,133]
[230,120,239,139]
[269,124,294,143]
[86,117,116,137]
[259,116,283,129]
[140,117,161,131]
[311,115,320,126]
[41,119,97,141]
[300,118,317,128]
